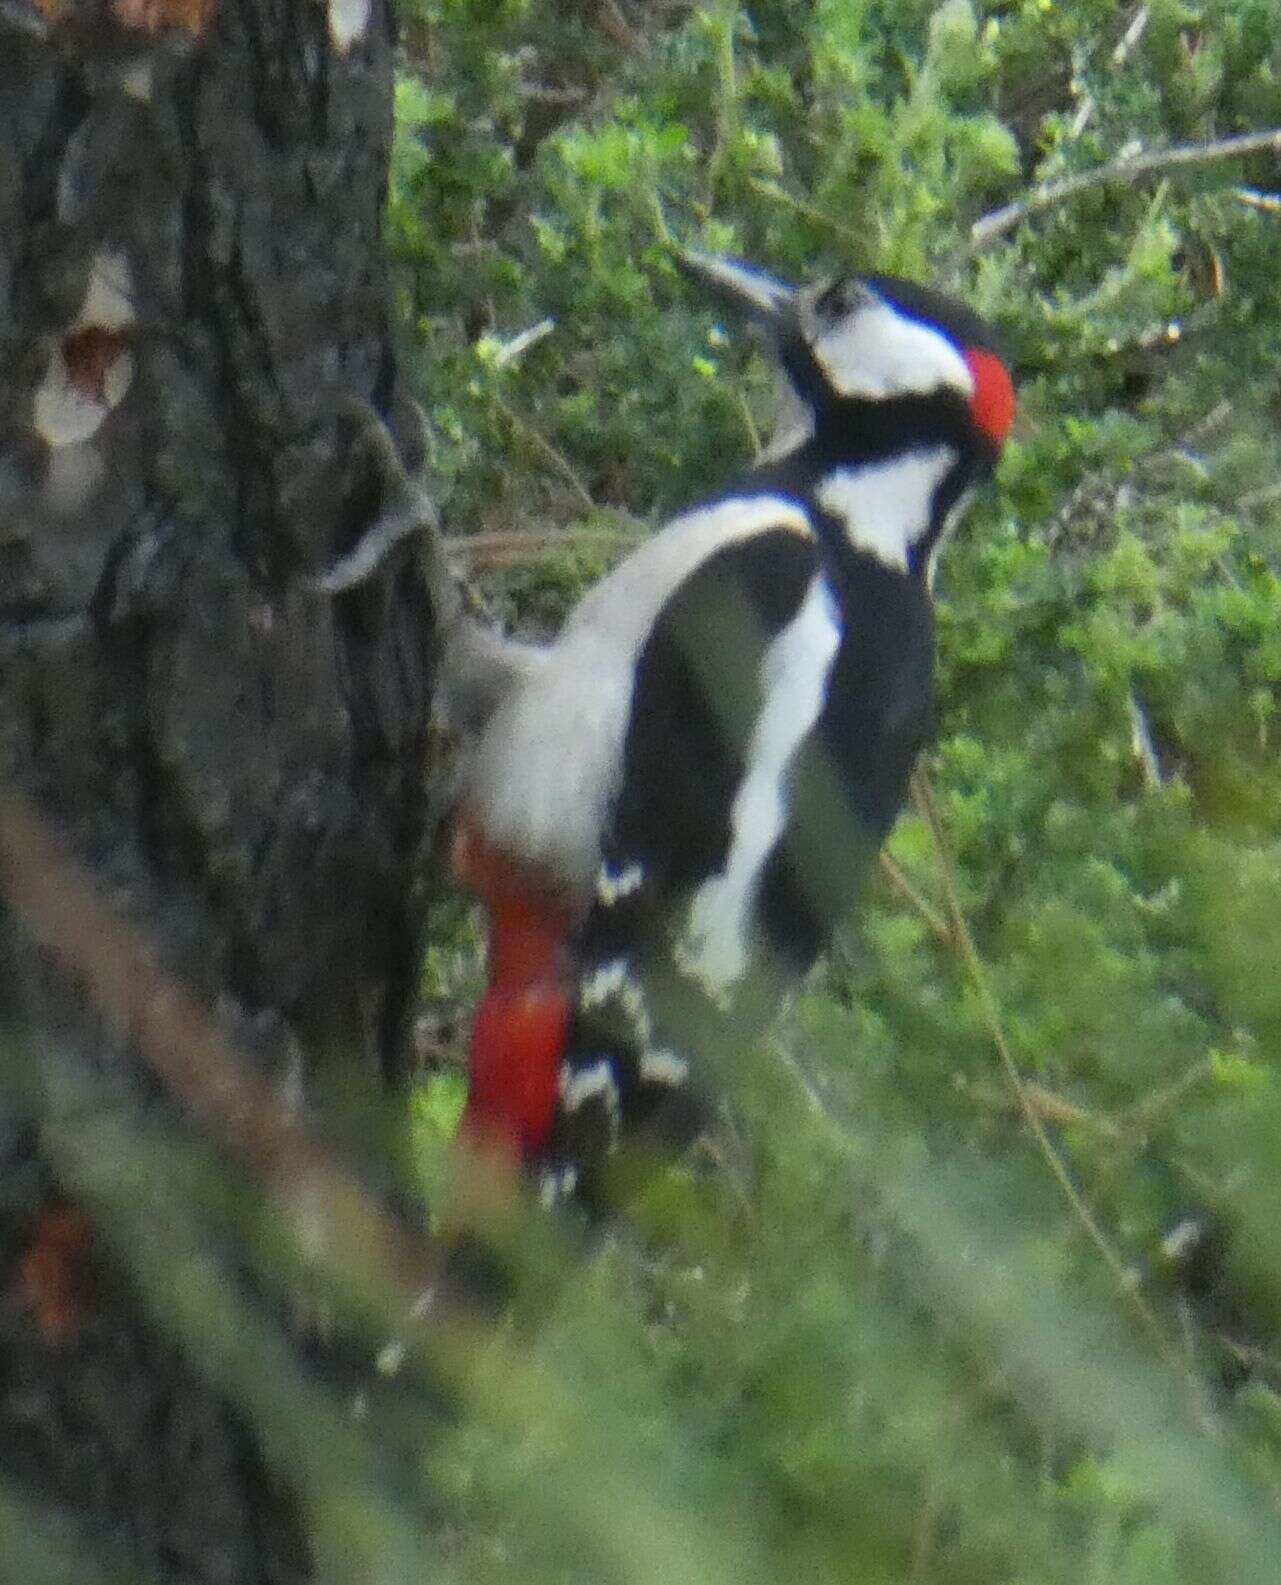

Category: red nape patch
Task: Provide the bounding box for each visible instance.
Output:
[963,346,1015,447]
[459,983,570,1159]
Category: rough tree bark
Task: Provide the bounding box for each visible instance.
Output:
[0,2,446,1579]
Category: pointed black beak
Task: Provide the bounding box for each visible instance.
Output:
[675,248,796,331]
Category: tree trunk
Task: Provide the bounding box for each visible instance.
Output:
[0,4,442,1579]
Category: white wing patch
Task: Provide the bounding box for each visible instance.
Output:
[639,1048,689,1087]
[596,862,644,906]
[812,296,974,402]
[817,447,954,572]
[676,573,842,995]
[538,1164,579,1209]
[580,957,649,1028]
[559,1059,621,1121]
[465,495,814,897]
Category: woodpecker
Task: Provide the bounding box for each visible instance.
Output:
[451,251,1014,1210]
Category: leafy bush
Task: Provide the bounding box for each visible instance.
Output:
[393,3,1281,1580]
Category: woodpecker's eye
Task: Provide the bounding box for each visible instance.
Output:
[815,278,863,321]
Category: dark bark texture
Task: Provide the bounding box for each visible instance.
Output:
[0,2,440,1578]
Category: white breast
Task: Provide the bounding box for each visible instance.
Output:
[675,571,842,995]
[465,494,814,895]
[816,446,954,572]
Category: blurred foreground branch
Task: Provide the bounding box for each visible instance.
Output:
[0,787,444,1318]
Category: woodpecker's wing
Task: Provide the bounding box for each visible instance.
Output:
[463,492,816,900]
[540,494,934,1206]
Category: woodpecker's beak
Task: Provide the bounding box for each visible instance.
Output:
[676,248,796,331]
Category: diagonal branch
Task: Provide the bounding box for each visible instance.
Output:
[909,768,1215,1414]
[970,126,1281,251]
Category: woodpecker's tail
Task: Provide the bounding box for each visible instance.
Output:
[453,813,713,1222]
[532,878,713,1212]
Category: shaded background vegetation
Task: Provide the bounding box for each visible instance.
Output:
[7,0,1281,1581]
[393,2,1281,1581]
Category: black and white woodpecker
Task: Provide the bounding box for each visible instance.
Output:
[449,251,1015,1207]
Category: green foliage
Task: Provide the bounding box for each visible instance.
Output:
[392,2,1281,1581]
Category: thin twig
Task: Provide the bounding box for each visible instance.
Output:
[443,526,643,560]
[771,1038,833,1121]
[746,176,870,249]
[877,850,954,950]
[304,399,547,739]
[598,0,643,52]
[1068,4,1149,143]
[1179,398,1234,447]
[492,393,597,511]
[1122,1057,1215,1132]
[910,768,1212,1402]
[1067,95,1095,143]
[516,83,589,108]
[309,499,440,593]
[970,126,1281,250]
[963,1076,1122,1140]
[305,398,452,604]
[1235,478,1281,514]
[0,788,442,1306]
[491,318,556,369]
[1112,4,1150,68]
[1127,690,1164,790]
[735,389,763,458]
[1215,1333,1281,1384]
[1231,186,1281,214]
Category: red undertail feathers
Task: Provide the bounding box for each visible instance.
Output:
[452,813,575,1162]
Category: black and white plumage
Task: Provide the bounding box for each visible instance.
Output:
[453,251,1014,1208]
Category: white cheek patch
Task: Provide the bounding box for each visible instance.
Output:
[813,299,974,402]
[817,447,955,573]
[676,573,842,995]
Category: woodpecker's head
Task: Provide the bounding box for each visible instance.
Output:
[679,250,1014,577]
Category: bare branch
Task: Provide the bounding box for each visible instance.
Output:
[308,498,441,595]
[1231,186,1281,214]
[877,850,954,950]
[306,397,454,604]
[1127,690,1164,790]
[962,1076,1122,1139]
[443,524,643,569]
[306,399,546,739]
[1112,4,1150,68]
[491,317,556,368]
[492,391,598,510]
[970,126,1281,251]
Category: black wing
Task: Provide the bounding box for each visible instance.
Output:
[542,520,816,1200]
[543,519,935,1206]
